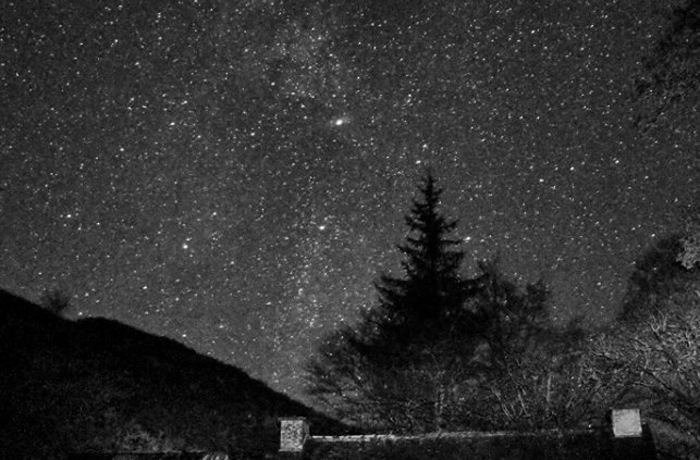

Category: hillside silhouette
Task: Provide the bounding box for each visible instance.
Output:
[0,289,348,459]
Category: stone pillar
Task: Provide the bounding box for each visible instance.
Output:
[609,409,657,460]
[279,417,310,452]
[611,408,642,438]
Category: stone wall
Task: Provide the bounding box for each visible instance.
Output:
[278,408,657,460]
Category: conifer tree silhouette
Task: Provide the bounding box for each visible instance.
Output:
[307,172,552,432]
[367,172,472,361]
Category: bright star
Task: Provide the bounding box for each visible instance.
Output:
[331,116,350,126]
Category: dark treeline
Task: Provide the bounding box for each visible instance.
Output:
[305,172,700,460]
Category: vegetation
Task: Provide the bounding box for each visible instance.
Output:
[589,229,700,459]
[634,0,700,131]
[0,289,348,459]
[678,215,700,270]
[5,185,699,459]
[305,172,700,460]
[3,1,700,459]
[306,172,478,431]
[305,174,602,433]
[596,287,700,458]
[619,233,700,323]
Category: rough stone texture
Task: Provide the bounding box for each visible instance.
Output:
[279,418,309,452]
[612,409,642,438]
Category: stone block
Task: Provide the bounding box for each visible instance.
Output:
[612,408,642,438]
[279,417,309,452]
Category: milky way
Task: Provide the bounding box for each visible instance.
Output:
[1,0,698,401]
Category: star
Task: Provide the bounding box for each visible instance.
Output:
[331,116,351,127]
[1,0,696,404]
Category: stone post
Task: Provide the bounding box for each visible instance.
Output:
[279,417,309,453]
[611,408,642,438]
[609,409,657,460]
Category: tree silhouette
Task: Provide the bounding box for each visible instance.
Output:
[678,212,700,270]
[599,295,700,457]
[307,172,478,430]
[620,234,700,323]
[367,172,479,363]
[634,0,700,130]
[306,173,553,432]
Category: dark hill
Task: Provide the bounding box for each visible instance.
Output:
[0,289,348,459]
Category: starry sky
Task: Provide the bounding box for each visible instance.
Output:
[1,0,698,402]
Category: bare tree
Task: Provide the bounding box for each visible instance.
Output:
[454,320,635,432]
[597,288,700,457]
[634,0,700,131]
[678,215,700,270]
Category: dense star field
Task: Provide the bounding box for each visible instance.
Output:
[1,0,698,400]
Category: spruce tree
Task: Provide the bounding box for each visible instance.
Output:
[306,172,478,430]
[306,172,552,432]
[368,172,470,360]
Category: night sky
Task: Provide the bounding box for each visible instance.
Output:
[1,0,698,401]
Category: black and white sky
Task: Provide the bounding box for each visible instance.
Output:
[1,0,698,400]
